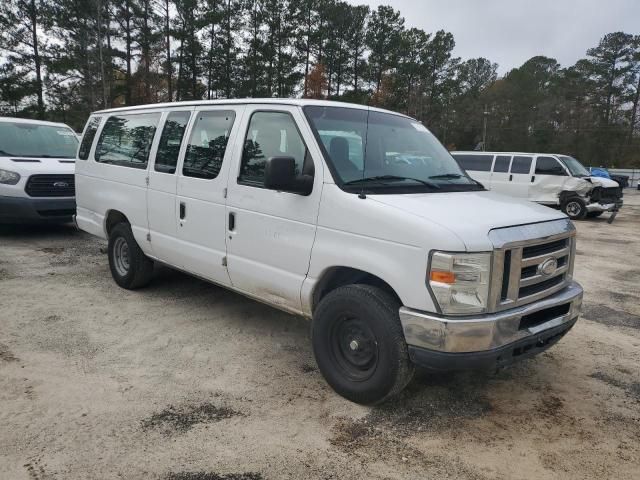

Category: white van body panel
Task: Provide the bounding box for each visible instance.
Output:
[76,101,575,320]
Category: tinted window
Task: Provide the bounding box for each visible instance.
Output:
[183,111,235,179]
[511,156,532,174]
[239,111,308,186]
[155,111,191,174]
[493,155,511,173]
[535,156,566,176]
[454,154,493,172]
[95,113,160,168]
[79,117,102,160]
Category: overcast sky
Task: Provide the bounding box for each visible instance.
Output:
[350,0,640,75]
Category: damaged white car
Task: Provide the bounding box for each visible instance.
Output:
[452,152,623,220]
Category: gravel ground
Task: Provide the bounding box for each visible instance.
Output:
[1,191,639,480]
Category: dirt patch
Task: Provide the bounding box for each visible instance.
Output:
[590,372,640,402]
[608,291,639,304]
[581,303,640,329]
[331,376,492,450]
[40,247,65,255]
[620,269,640,283]
[0,343,19,363]
[142,402,243,434]
[165,473,262,480]
[300,363,316,373]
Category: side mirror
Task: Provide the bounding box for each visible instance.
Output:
[264,156,313,196]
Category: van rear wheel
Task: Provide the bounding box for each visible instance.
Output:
[108,223,154,289]
[312,284,414,405]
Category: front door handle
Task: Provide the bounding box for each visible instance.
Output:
[228,212,235,231]
[179,202,186,220]
[531,175,535,183]
[509,174,513,181]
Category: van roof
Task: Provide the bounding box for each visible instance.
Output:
[93,98,413,119]
[451,151,567,157]
[0,116,74,129]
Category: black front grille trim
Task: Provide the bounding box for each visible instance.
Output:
[519,303,571,330]
[519,275,565,298]
[522,238,568,259]
[25,174,75,197]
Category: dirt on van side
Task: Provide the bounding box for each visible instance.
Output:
[1,192,639,480]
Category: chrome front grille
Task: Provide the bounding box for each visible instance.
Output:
[488,219,576,312]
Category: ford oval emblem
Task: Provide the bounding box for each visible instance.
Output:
[53,181,69,188]
[538,257,558,277]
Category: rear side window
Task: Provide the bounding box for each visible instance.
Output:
[155,111,191,174]
[78,116,102,160]
[493,155,511,173]
[183,111,235,179]
[95,113,160,168]
[511,156,532,174]
[454,154,493,172]
[535,156,566,176]
[239,111,309,187]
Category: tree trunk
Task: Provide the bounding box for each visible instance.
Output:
[165,0,172,102]
[125,1,132,105]
[29,0,44,119]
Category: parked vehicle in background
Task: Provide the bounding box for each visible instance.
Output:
[589,167,630,189]
[452,151,623,220]
[76,100,583,404]
[0,117,78,224]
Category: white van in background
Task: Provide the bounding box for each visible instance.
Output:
[451,151,623,220]
[0,117,78,224]
[75,100,583,404]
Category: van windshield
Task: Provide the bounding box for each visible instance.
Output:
[304,106,482,194]
[558,156,590,178]
[0,121,78,158]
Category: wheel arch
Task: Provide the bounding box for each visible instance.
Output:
[104,209,130,236]
[311,266,402,314]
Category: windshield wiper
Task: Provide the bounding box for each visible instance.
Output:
[344,175,441,189]
[429,173,464,180]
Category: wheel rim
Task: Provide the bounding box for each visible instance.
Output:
[329,315,378,382]
[113,236,130,277]
[566,201,581,217]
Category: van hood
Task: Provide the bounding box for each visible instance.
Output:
[368,190,566,251]
[0,155,76,174]
[587,176,619,188]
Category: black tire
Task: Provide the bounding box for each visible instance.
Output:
[561,197,587,220]
[312,284,414,405]
[107,222,154,289]
[587,211,603,218]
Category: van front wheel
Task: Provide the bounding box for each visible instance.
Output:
[561,197,587,220]
[312,285,414,405]
[108,223,154,289]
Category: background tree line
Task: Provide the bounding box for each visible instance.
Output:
[1,0,639,166]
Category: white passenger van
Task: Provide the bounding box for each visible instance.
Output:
[0,117,78,223]
[451,151,623,220]
[75,100,583,404]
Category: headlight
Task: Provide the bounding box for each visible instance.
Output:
[0,169,21,185]
[428,251,491,315]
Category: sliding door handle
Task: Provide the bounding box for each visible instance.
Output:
[179,202,186,220]
[228,212,235,231]
[509,174,513,181]
[531,175,536,183]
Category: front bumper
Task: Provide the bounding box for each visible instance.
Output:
[586,200,622,213]
[0,195,76,224]
[400,281,583,371]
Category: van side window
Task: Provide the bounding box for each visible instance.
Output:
[454,154,492,172]
[493,155,511,173]
[535,156,566,176]
[78,116,102,160]
[511,156,532,174]
[155,111,191,174]
[95,113,160,168]
[239,111,308,186]
[183,111,235,179]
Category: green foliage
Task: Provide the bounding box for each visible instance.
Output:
[0,1,638,165]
